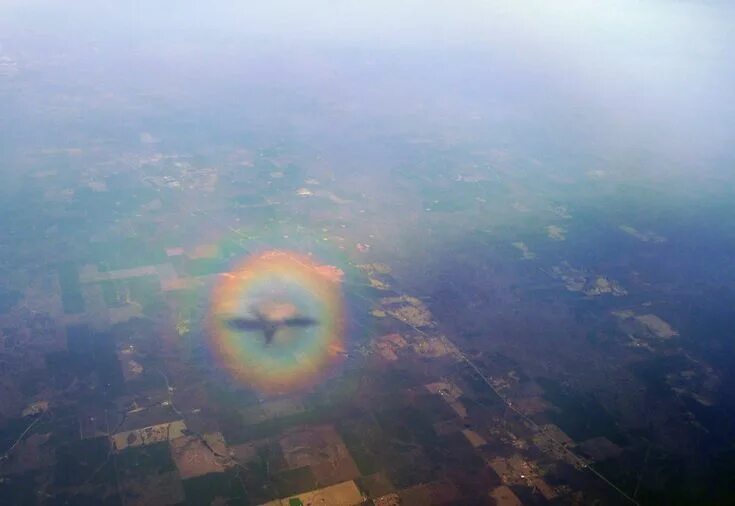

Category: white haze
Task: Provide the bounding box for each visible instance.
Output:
[1,1,733,182]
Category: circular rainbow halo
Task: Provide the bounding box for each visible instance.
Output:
[209,250,345,393]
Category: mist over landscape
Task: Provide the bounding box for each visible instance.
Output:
[1,2,735,505]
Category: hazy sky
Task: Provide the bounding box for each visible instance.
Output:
[1,1,734,177]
